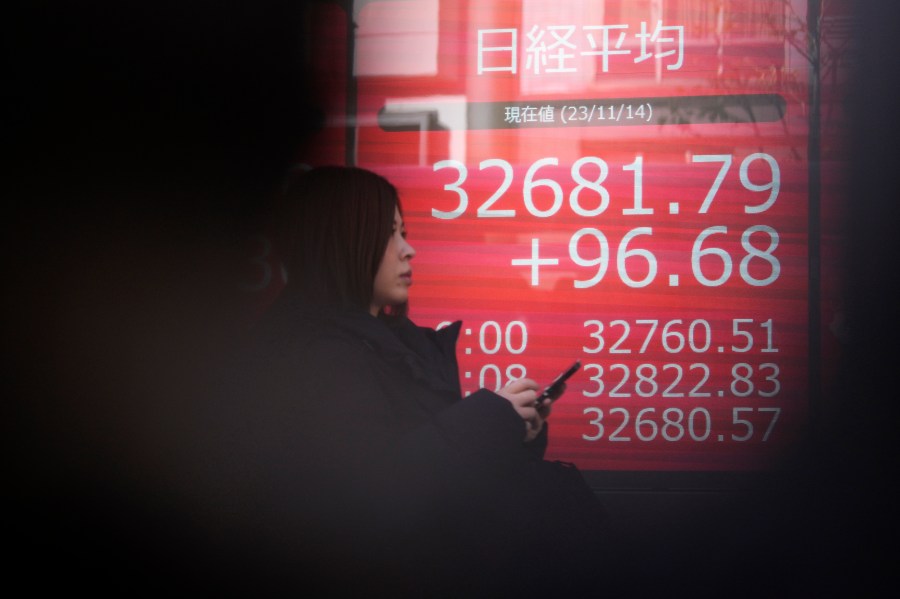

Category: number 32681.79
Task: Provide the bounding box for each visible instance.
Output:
[432,153,780,219]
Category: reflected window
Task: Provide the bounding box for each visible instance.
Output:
[355,0,439,76]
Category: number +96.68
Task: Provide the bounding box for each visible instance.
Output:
[511,225,781,289]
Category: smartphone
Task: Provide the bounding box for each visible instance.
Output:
[537,360,581,404]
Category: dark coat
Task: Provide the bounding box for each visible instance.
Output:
[210,295,609,596]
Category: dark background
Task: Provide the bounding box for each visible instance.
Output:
[5,0,898,594]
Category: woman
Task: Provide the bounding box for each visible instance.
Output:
[241,166,607,595]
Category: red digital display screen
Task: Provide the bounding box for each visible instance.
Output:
[280,0,852,474]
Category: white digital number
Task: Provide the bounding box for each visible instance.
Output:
[523,157,563,217]
[692,153,780,214]
[582,364,604,397]
[478,321,528,355]
[569,157,610,216]
[731,319,754,352]
[622,156,653,215]
[692,226,732,286]
[692,154,732,213]
[570,228,610,288]
[740,225,781,286]
[731,407,754,441]
[582,320,605,353]
[432,160,468,219]
[583,407,604,441]
[758,363,781,397]
[741,153,780,213]
[477,159,515,218]
[617,227,656,288]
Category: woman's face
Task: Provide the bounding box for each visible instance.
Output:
[370,207,416,315]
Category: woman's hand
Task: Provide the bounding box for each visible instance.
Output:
[496,378,545,442]
[536,383,563,420]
